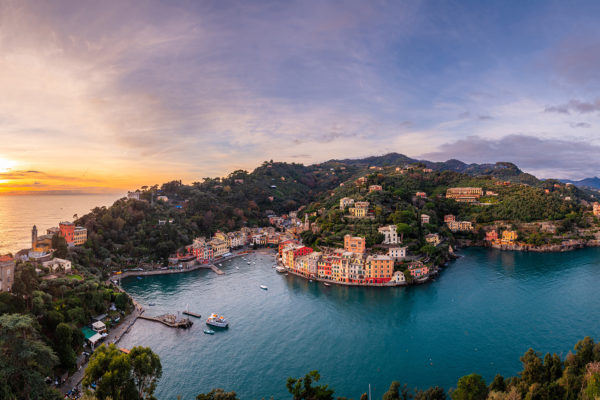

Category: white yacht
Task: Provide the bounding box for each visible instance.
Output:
[260,285,268,290]
[206,313,229,328]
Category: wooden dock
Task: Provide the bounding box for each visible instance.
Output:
[139,314,193,328]
[182,310,202,318]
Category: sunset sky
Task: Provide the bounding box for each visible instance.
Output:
[1,0,600,194]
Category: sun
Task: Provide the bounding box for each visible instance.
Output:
[0,157,16,173]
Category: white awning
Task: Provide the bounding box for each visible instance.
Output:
[88,333,103,344]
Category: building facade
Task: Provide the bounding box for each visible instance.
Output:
[344,235,366,253]
[388,246,407,260]
[446,187,483,203]
[0,255,15,292]
[378,225,399,244]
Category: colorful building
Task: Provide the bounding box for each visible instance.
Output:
[446,187,483,203]
[344,235,366,253]
[447,221,473,232]
[425,233,441,246]
[485,231,499,242]
[408,261,430,278]
[369,185,383,192]
[415,192,427,198]
[59,222,75,244]
[365,255,394,283]
[593,202,600,216]
[349,201,370,217]
[501,230,518,245]
[339,197,355,209]
[444,214,456,223]
[421,214,430,224]
[73,227,87,246]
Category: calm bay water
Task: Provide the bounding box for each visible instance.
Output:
[0,194,120,254]
[119,247,600,399]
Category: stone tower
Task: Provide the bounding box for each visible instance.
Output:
[32,225,38,249]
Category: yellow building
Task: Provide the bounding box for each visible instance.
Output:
[501,230,518,244]
[349,201,370,217]
[593,202,600,216]
[209,238,229,258]
[73,227,87,246]
[446,187,483,203]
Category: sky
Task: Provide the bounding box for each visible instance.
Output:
[1,0,600,194]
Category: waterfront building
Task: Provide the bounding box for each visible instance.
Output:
[59,221,75,244]
[421,214,430,224]
[378,225,399,244]
[365,255,394,283]
[209,238,229,258]
[41,258,72,275]
[446,187,483,203]
[349,201,370,217]
[317,257,333,279]
[485,231,499,242]
[74,226,87,246]
[444,214,456,223]
[369,185,383,192]
[344,235,366,253]
[0,255,15,292]
[388,247,407,260]
[339,197,355,210]
[408,262,430,278]
[391,271,406,284]
[425,233,441,246]
[294,252,321,277]
[501,230,518,245]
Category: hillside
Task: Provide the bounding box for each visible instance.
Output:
[561,176,600,190]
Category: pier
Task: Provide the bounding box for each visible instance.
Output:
[139,314,193,328]
[182,310,202,318]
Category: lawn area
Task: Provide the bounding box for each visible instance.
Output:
[67,274,83,280]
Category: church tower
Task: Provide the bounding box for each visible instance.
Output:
[32,225,38,249]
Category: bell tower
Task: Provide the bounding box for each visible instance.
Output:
[32,225,38,249]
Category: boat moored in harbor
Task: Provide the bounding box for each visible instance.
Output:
[275,266,286,273]
[260,285,268,290]
[203,329,215,335]
[206,313,229,328]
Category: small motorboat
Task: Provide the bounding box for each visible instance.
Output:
[149,303,156,306]
[260,285,268,290]
[323,283,331,287]
[136,276,143,280]
[247,262,251,265]
[275,266,286,273]
[219,263,222,266]
[203,329,215,335]
[236,266,240,270]
[309,279,313,283]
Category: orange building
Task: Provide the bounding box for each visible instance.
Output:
[344,235,366,253]
[501,230,518,244]
[59,222,75,244]
[365,255,394,283]
[369,185,383,192]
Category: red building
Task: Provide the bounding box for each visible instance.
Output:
[444,214,456,223]
[59,222,75,244]
[485,231,498,242]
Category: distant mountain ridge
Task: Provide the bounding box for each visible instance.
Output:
[324,152,539,184]
[560,177,600,190]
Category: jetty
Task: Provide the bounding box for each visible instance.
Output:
[139,314,193,329]
[183,310,202,318]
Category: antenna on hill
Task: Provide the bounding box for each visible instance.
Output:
[368,384,371,400]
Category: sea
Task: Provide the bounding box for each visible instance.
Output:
[0,194,120,254]
[118,247,600,399]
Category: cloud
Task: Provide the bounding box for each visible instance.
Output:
[421,134,600,179]
[570,122,591,128]
[545,99,600,115]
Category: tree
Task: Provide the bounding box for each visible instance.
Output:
[52,234,69,259]
[396,223,412,242]
[519,349,544,386]
[129,346,163,399]
[488,375,505,393]
[0,313,60,400]
[54,322,77,369]
[382,381,411,400]
[450,374,487,400]
[286,370,335,400]
[84,344,162,400]
[414,386,446,400]
[115,292,129,311]
[196,388,239,400]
